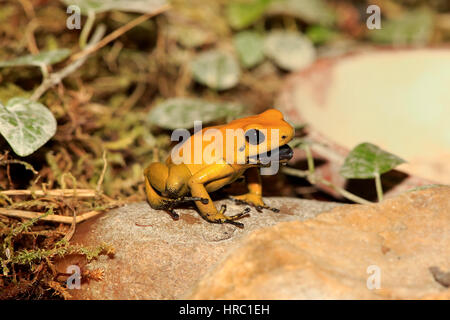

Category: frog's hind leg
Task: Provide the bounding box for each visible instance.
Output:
[166,164,209,205]
[144,163,208,219]
[145,162,169,195]
[144,162,178,219]
[165,164,191,198]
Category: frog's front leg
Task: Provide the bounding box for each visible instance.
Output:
[188,164,250,227]
[232,167,279,213]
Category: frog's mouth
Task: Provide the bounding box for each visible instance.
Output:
[247,144,293,165]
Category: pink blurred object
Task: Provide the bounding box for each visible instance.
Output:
[277,48,450,199]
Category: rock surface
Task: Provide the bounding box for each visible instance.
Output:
[187,186,450,299]
[63,197,340,299]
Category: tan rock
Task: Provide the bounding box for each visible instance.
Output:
[61,197,339,299]
[187,186,450,299]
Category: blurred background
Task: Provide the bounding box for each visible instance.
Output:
[0,0,449,200]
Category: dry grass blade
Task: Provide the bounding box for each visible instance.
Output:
[0,189,97,197]
[0,208,105,224]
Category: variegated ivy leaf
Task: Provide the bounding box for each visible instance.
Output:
[0,98,57,157]
[0,49,71,68]
[264,30,316,71]
[226,0,273,30]
[61,0,168,15]
[233,31,265,68]
[340,143,405,179]
[190,50,241,90]
[148,98,244,129]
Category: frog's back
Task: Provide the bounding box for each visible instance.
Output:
[165,108,294,174]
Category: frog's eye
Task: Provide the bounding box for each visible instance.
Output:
[245,129,265,145]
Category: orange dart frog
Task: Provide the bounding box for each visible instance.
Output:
[144,109,294,227]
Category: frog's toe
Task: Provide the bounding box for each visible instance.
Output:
[212,205,250,228]
[228,206,251,219]
[231,195,279,213]
[232,193,265,207]
[255,205,280,213]
[166,208,180,220]
[225,207,251,228]
[224,220,244,228]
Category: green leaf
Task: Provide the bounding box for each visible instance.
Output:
[0,49,71,68]
[306,25,338,45]
[233,31,265,68]
[148,98,244,129]
[340,143,405,179]
[226,0,272,30]
[267,0,335,26]
[0,97,57,157]
[61,0,168,15]
[190,50,241,90]
[263,30,316,71]
[369,9,434,45]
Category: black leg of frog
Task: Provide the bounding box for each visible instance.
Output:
[231,167,280,213]
[144,163,208,219]
[187,164,250,228]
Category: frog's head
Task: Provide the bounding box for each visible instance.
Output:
[226,109,294,166]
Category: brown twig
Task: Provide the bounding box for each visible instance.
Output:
[25,19,39,55]
[70,5,171,62]
[0,189,97,198]
[96,150,107,194]
[18,0,36,19]
[30,25,106,101]
[0,208,104,224]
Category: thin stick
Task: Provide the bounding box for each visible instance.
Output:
[18,0,36,19]
[96,150,107,193]
[63,209,77,242]
[0,189,96,197]
[39,63,49,79]
[315,174,372,205]
[76,210,104,223]
[0,158,38,175]
[79,9,96,49]
[118,82,146,115]
[374,172,384,202]
[301,144,316,183]
[0,208,105,224]
[30,25,106,101]
[70,5,171,62]
[282,167,372,205]
[25,19,39,54]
